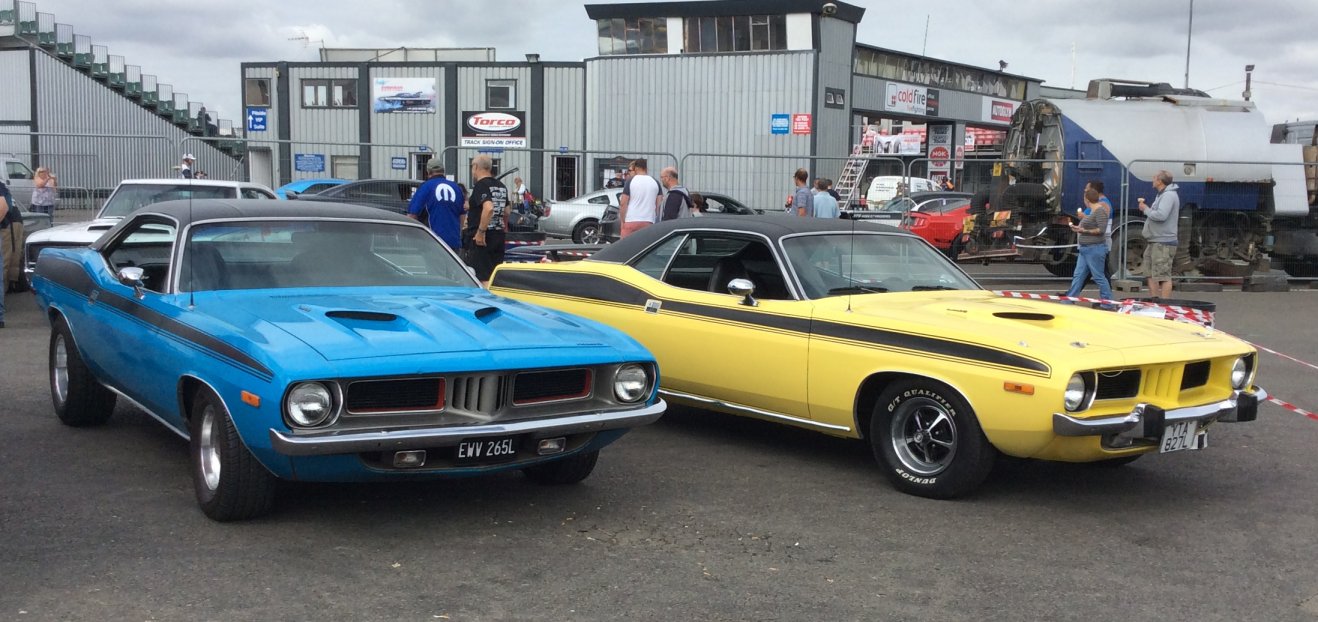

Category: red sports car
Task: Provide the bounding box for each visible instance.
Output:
[901,198,970,257]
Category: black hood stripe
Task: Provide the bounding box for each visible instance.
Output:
[494,268,1050,376]
[39,256,274,380]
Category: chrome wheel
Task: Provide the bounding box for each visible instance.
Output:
[198,405,222,491]
[52,334,69,406]
[578,223,600,244]
[890,398,958,476]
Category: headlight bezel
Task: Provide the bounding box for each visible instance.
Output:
[285,381,339,428]
[1229,357,1250,390]
[1063,372,1096,413]
[612,364,651,403]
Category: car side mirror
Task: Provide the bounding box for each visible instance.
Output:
[727,278,757,307]
[117,266,146,298]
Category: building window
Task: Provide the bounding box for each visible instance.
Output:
[596,17,668,55]
[245,78,271,107]
[684,14,785,53]
[331,155,359,180]
[487,79,516,109]
[301,79,357,108]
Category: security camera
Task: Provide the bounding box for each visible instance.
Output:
[822,2,838,15]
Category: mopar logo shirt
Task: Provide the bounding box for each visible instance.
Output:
[408,177,466,249]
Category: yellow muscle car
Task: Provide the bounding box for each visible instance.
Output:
[490,216,1265,498]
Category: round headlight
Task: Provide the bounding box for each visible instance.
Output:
[613,364,649,403]
[1230,357,1248,390]
[287,382,335,427]
[1063,373,1088,412]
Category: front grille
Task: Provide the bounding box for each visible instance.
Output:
[1095,369,1141,400]
[346,378,443,413]
[1143,365,1178,402]
[450,374,505,414]
[513,369,591,405]
[1180,361,1211,390]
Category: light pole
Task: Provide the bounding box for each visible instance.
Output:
[1183,0,1194,89]
[1243,64,1255,101]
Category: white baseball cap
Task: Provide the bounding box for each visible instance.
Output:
[183,153,195,161]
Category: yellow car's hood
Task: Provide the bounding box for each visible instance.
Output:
[814,290,1244,369]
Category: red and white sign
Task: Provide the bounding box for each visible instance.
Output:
[927,124,954,178]
[982,98,1019,124]
[461,110,527,147]
[930,146,951,167]
[791,113,812,135]
[954,145,965,169]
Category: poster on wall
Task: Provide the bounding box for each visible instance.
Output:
[982,98,1018,124]
[884,83,939,117]
[927,124,953,180]
[372,78,437,113]
[460,110,527,148]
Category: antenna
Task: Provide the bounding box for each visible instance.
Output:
[921,15,930,56]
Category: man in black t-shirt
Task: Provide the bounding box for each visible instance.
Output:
[462,154,508,284]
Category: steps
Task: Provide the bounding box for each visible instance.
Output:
[835,144,872,209]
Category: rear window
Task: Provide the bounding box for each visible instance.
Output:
[101,184,236,218]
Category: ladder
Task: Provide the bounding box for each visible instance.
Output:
[835,144,871,209]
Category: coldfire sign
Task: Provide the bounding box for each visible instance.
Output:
[460,110,527,148]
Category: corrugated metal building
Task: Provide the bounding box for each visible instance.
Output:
[242,0,1042,209]
[0,7,242,197]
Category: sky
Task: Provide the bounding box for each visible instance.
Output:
[33,0,1318,127]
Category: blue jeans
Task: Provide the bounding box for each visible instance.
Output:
[1065,243,1112,302]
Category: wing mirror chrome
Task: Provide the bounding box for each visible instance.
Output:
[727,278,758,307]
[117,266,146,299]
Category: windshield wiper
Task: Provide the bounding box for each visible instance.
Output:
[911,285,960,291]
[828,286,888,295]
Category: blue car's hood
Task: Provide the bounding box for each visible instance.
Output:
[217,289,619,362]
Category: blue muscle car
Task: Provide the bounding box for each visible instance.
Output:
[32,200,665,521]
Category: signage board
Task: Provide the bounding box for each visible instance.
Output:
[294,153,325,173]
[982,98,1019,124]
[884,83,940,116]
[246,107,267,132]
[460,110,527,148]
[771,114,790,135]
[791,113,812,135]
[391,157,407,170]
[372,78,437,114]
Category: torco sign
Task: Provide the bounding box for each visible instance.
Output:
[884,83,939,117]
[461,110,527,147]
[982,98,1018,124]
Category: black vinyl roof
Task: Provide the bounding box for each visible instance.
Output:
[137,199,415,227]
[590,215,904,263]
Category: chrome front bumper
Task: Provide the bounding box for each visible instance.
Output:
[1053,388,1266,441]
[269,400,666,457]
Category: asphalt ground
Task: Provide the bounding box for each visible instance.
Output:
[1,283,1317,621]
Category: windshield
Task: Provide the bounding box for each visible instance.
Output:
[101,184,236,219]
[877,197,915,213]
[180,220,476,291]
[781,233,980,299]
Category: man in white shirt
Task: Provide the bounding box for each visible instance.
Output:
[618,159,660,238]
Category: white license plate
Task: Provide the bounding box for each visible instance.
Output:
[1159,421,1201,453]
[456,436,519,463]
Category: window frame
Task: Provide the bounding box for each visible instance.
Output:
[300,78,357,109]
[244,78,271,107]
[101,214,179,294]
[486,79,517,110]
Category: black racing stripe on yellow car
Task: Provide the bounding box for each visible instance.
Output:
[497,268,1050,375]
[492,270,649,306]
[40,257,275,380]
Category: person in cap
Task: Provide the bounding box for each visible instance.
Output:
[180,154,196,179]
[407,159,466,251]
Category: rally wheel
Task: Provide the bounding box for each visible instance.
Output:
[572,220,600,244]
[190,388,277,521]
[871,380,995,499]
[50,317,116,427]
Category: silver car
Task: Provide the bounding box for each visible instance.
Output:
[539,188,622,244]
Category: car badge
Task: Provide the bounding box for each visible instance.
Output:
[644,299,662,314]
[1070,341,1087,348]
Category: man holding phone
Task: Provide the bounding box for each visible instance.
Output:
[1138,170,1180,299]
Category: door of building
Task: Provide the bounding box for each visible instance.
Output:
[248,148,273,187]
[411,152,432,180]
[552,155,578,200]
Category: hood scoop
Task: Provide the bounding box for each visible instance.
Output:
[326,310,399,322]
[993,311,1055,321]
[474,306,502,323]
[87,224,115,231]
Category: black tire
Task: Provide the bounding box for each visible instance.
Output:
[870,380,995,499]
[49,317,116,427]
[522,450,599,485]
[1109,224,1147,278]
[572,219,600,244]
[1043,259,1076,278]
[190,388,277,521]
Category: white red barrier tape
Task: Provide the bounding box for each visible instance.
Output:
[1247,342,1318,374]
[993,290,1215,327]
[506,240,545,246]
[1011,237,1079,250]
[1267,397,1318,422]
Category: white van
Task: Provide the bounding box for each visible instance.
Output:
[1,154,36,208]
[865,176,938,209]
